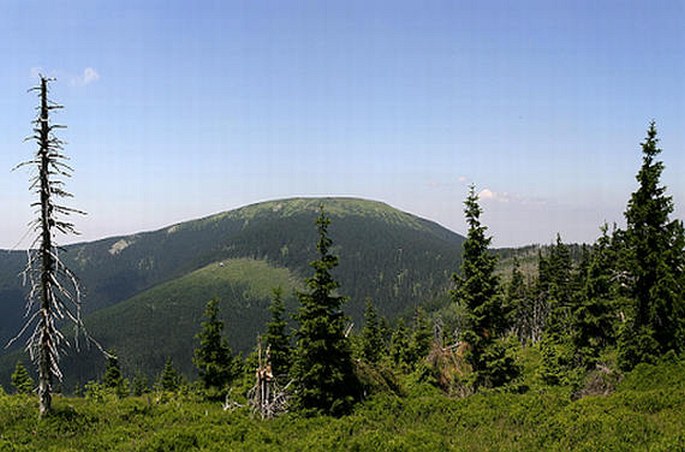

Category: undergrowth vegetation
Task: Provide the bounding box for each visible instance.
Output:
[1,354,684,450]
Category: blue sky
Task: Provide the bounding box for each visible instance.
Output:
[1,1,683,248]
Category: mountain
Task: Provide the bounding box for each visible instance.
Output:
[0,197,465,384]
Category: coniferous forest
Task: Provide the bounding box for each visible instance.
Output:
[2,78,685,449]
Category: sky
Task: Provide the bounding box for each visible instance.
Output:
[1,0,683,248]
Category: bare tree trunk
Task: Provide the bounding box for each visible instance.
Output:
[8,75,101,417]
[37,76,54,416]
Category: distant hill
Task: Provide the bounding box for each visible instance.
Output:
[0,197,465,384]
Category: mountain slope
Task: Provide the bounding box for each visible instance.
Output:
[61,258,300,382]
[0,197,465,383]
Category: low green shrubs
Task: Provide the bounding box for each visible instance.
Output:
[0,358,684,450]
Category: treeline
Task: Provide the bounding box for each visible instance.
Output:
[504,122,684,386]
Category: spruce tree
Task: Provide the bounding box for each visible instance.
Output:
[452,186,518,389]
[360,298,385,364]
[11,361,34,395]
[619,122,685,369]
[408,307,433,366]
[506,257,526,340]
[262,287,292,378]
[193,299,234,396]
[131,372,150,396]
[388,319,412,371]
[103,354,128,397]
[573,225,619,369]
[542,235,574,339]
[156,358,182,392]
[538,235,579,385]
[291,206,359,416]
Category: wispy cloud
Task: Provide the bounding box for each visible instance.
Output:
[71,67,100,86]
[479,188,510,203]
[29,66,101,87]
[478,187,546,206]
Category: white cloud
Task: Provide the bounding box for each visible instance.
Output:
[478,187,547,206]
[479,188,494,199]
[71,67,100,86]
[479,188,510,203]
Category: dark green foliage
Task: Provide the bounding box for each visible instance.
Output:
[131,372,150,396]
[504,257,548,345]
[409,308,433,365]
[538,338,578,386]
[386,310,433,373]
[10,362,33,395]
[452,186,519,389]
[360,298,385,364]
[618,122,685,370]
[573,225,620,369]
[291,207,360,416]
[102,354,128,398]
[156,358,182,392]
[538,235,582,385]
[2,355,685,449]
[193,299,234,397]
[540,234,574,339]
[262,287,292,378]
[388,320,413,371]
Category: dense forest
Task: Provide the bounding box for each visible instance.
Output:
[1,79,684,449]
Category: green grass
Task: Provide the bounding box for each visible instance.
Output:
[2,359,684,450]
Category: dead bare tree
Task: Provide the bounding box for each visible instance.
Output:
[8,76,94,416]
[247,338,291,419]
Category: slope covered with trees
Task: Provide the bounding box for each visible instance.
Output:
[0,199,465,386]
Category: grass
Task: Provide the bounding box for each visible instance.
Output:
[1,358,684,450]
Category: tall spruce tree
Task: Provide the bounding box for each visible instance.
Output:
[262,287,292,378]
[291,206,359,416]
[452,186,518,389]
[193,298,234,396]
[619,122,685,369]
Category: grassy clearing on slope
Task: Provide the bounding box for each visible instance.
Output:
[64,259,300,384]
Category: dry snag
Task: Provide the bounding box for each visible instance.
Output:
[7,76,95,416]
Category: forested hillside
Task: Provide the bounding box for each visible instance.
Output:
[0,198,465,385]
